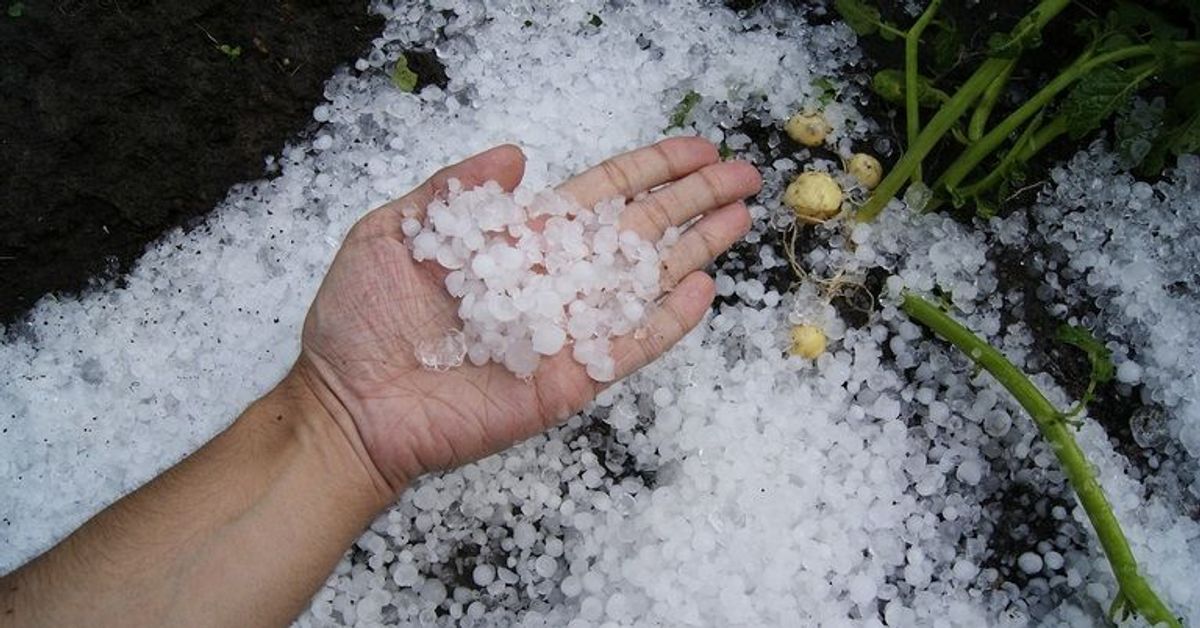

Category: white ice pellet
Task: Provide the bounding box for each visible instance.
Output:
[409,180,663,379]
[955,458,984,486]
[1116,360,1142,384]
[1017,552,1044,574]
[535,555,559,578]
[472,564,496,587]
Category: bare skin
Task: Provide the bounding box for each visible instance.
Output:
[0,138,761,628]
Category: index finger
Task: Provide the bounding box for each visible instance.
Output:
[556,137,720,208]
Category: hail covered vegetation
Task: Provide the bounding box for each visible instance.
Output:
[1,2,1198,627]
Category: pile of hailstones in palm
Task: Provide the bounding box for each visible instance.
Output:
[404,180,667,382]
[300,108,1200,627]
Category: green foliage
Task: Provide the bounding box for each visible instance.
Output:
[930,19,963,74]
[588,13,603,27]
[6,2,23,17]
[1059,65,1141,139]
[812,77,838,106]
[833,0,898,40]
[665,91,701,131]
[871,69,947,107]
[1164,94,1200,155]
[1161,104,1200,156]
[1057,325,1115,386]
[1115,98,1165,169]
[987,6,1050,58]
[391,54,419,93]
[1139,83,1200,173]
[1110,1,1188,42]
[217,44,242,60]
[847,0,1198,222]
[1057,324,1115,411]
[834,0,881,36]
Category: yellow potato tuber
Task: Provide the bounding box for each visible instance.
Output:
[789,324,827,359]
[847,153,883,189]
[785,111,830,147]
[783,172,843,222]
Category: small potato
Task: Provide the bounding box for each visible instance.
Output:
[847,153,883,189]
[783,172,843,222]
[785,111,831,147]
[789,324,827,359]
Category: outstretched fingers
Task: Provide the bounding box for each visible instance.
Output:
[610,271,716,381]
[557,137,719,207]
[621,160,761,241]
[658,202,752,290]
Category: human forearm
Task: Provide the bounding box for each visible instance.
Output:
[1,367,395,628]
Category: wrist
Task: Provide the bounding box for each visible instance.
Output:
[266,360,400,512]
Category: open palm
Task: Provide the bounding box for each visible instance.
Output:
[297,139,761,492]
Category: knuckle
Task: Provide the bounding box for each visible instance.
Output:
[697,168,726,205]
[600,158,636,196]
[697,224,726,259]
[665,302,691,335]
[644,194,674,232]
[635,333,665,363]
[652,142,682,180]
[659,259,682,290]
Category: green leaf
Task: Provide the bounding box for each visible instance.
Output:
[1115,98,1165,169]
[988,5,1052,58]
[812,76,838,106]
[834,0,883,36]
[974,196,998,219]
[1096,31,1136,55]
[1141,83,1200,175]
[7,2,23,17]
[718,142,733,160]
[1059,65,1139,139]
[930,19,963,73]
[1169,110,1200,155]
[1109,1,1187,42]
[588,13,603,27]
[665,91,701,131]
[871,69,948,108]
[1162,85,1200,155]
[391,54,419,93]
[1057,324,1115,387]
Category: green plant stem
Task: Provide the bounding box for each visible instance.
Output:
[905,0,943,184]
[936,43,1200,194]
[968,59,1015,142]
[880,22,908,40]
[857,57,1008,220]
[956,114,1066,201]
[961,57,1159,204]
[856,0,1071,221]
[900,292,1181,628]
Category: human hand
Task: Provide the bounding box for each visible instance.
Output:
[295,139,761,494]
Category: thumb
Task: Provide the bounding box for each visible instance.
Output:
[405,144,528,213]
[355,144,526,240]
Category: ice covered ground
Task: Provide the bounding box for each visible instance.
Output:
[2,1,1199,626]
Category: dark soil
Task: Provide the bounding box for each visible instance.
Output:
[0,0,382,325]
[990,243,1147,467]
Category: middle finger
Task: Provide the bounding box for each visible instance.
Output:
[620,160,761,241]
